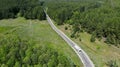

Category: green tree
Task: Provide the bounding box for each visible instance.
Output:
[14,61,21,67]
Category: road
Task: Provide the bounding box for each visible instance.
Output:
[46,13,94,67]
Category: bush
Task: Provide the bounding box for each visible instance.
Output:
[79,38,81,41]
[106,60,118,67]
[90,35,95,42]
[65,26,68,30]
[70,33,75,38]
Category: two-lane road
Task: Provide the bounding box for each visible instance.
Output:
[46,13,94,67]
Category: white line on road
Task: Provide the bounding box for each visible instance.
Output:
[46,13,94,67]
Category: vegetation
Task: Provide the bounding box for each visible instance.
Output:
[0,34,74,67]
[0,18,82,67]
[46,0,120,47]
[57,24,120,67]
[1,0,120,67]
[0,0,46,20]
[106,60,118,67]
[44,0,120,66]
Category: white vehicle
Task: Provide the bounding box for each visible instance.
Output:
[74,45,82,52]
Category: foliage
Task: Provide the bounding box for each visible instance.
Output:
[0,20,76,67]
[46,0,120,47]
[106,60,118,67]
[0,0,46,20]
[0,33,75,67]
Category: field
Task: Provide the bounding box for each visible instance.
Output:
[57,24,120,67]
[0,17,83,67]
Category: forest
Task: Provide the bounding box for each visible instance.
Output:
[0,0,46,20]
[46,0,120,47]
[0,28,75,67]
[0,0,76,67]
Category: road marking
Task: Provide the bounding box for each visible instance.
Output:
[46,13,94,67]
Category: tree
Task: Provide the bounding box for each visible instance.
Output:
[23,56,31,64]
[31,54,38,65]
[43,64,47,67]
[14,61,21,67]
[57,63,64,67]
[90,34,96,42]
[7,56,15,67]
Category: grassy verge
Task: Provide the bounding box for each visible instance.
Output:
[57,24,120,67]
[0,18,83,67]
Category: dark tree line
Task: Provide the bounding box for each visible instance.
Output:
[0,0,46,20]
[46,0,120,47]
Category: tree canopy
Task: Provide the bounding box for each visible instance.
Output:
[46,0,120,47]
[0,0,46,20]
[0,31,75,67]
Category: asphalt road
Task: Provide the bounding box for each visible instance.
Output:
[46,13,94,67]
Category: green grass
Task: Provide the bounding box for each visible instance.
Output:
[0,26,14,33]
[57,24,120,67]
[0,17,83,67]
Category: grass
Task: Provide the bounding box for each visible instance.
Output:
[0,17,83,67]
[57,24,120,67]
[0,26,14,33]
